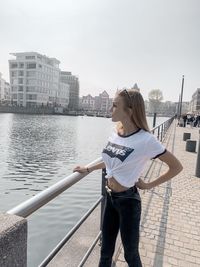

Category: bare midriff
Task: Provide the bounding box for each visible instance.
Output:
[107,177,129,192]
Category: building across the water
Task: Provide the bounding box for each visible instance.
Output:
[60,71,79,110]
[0,72,10,104]
[9,52,70,108]
[189,88,200,113]
[79,90,112,112]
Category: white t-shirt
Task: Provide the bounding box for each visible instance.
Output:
[102,128,166,187]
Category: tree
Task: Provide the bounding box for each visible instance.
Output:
[148,89,163,113]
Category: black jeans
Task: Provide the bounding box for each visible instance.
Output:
[98,186,142,267]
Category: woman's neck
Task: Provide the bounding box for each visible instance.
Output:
[120,121,138,136]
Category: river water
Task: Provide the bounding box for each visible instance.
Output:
[0,113,169,266]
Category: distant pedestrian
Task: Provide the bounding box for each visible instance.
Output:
[194,114,200,127]
[197,115,200,127]
[189,115,195,128]
[73,88,183,267]
[182,114,187,127]
[179,116,184,127]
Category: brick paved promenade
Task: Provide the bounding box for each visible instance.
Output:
[115,121,200,267]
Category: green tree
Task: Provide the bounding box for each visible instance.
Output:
[148,89,163,113]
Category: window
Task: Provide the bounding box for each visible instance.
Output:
[25,56,35,60]
[27,63,36,69]
[19,93,23,99]
[12,78,18,85]
[19,86,23,91]
[11,71,17,77]
[26,71,36,77]
[19,70,24,76]
[27,79,36,85]
[11,63,18,68]
[26,86,36,92]
[19,63,24,68]
[18,78,23,84]
[27,94,37,100]
[11,86,17,92]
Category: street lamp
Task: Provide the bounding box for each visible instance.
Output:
[179,75,185,116]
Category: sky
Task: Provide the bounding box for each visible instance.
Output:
[0,0,199,101]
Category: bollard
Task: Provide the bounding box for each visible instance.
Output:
[183,132,191,141]
[186,140,196,152]
[195,130,200,178]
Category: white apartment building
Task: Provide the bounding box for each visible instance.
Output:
[0,72,10,104]
[60,71,79,110]
[9,52,69,107]
[189,88,200,113]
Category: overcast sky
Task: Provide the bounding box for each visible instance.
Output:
[0,0,199,101]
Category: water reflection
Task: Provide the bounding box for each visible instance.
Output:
[1,114,78,197]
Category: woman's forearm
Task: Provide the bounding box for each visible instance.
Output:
[136,151,183,190]
[88,161,106,172]
[148,166,182,188]
[148,151,183,189]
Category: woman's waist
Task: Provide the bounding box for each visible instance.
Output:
[107,177,133,192]
[105,178,140,201]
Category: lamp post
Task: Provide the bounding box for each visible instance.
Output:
[177,94,181,118]
[179,75,185,116]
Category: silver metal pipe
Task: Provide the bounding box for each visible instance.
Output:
[7,157,102,218]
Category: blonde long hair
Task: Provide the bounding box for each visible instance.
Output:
[117,88,150,132]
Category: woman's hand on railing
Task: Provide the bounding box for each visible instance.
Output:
[73,161,105,174]
[73,166,89,173]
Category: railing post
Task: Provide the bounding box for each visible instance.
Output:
[161,124,164,142]
[100,169,106,245]
[164,123,167,136]
[157,126,160,141]
[195,130,200,178]
[0,213,27,267]
[153,113,157,128]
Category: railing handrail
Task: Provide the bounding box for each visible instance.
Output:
[7,116,175,218]
[7,157,102,217]
[151,116,174,132]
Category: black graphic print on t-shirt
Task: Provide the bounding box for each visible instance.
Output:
[102,142,134,162]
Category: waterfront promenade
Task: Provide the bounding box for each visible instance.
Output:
[46,121,200,267]
[112,122,200,267]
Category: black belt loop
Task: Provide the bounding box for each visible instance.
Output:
[105,185,112,196]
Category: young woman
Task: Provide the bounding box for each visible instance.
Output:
[73,89,183,267]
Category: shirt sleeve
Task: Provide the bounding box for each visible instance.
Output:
[145,134,167,160]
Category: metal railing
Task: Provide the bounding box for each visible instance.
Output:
[7,157,102,217]
[151,116,174,142]
[39,197,103,267]
[6,116,175,266]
